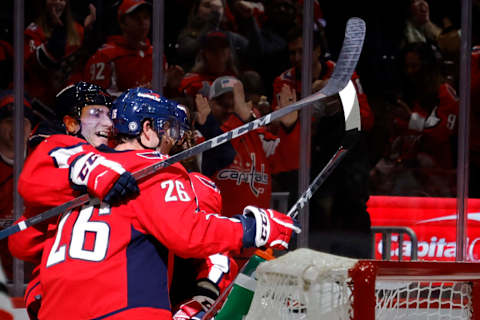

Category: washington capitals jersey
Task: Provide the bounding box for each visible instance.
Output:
[84,35,159,96]
[393,83,459,169]
[14,134,244,319]
[209,114,300,217]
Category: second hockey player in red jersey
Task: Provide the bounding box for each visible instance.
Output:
[11,87,299,319]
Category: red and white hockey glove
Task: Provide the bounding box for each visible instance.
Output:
[235,206,301,250]
[172,292,215,320]
[69,152,139,204]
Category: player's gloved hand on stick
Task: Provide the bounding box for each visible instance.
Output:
[173,278,219,320]
[235,206,301,250]
[172,295,214,320]
[69,152,139,204]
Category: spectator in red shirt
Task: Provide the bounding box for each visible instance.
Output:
[84,0,183,97]
[0,91,35,281]
[370,42,459,197]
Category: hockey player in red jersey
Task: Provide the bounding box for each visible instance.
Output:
[172,171,239,320]
[162,104,239,320]
[12,87,299,319]
[8,82,139,320]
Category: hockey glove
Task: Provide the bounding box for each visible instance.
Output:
[173,292,215,320]
[235,206,301,250]
[69,152,139,204]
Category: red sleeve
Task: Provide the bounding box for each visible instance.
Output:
[422,84,459,142]
[351,72,374,131]
[269,121,300,173]
[189,172,222,213]
[195,253,239,294]
[179,73,210,98]
[8,209,49,263]
[133,165,244,258]
[18,135,100,208]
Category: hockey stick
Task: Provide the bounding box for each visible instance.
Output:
[0,17,365,241]
[288,79,361,218]
[200,79,362,320]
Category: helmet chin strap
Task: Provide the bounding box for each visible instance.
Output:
[137,135,159,150]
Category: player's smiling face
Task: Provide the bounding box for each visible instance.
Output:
[79,105,112,147]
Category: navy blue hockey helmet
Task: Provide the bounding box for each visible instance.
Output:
[55,82,112,119]
[111,87,180,140]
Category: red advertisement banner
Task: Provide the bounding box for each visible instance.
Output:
[368,196,480,261]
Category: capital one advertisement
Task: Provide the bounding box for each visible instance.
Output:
[367,196,480,261]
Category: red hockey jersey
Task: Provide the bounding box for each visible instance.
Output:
[13,135,244,319]
[272,61,374,131]
[211,114,300,218]
[393,83,459,169]
[83,35,154,96]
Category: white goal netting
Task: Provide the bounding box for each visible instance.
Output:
[245,248,476,320]
[245,248,357,320]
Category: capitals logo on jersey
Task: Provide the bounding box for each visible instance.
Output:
[216,153,268,197]
[136,151,169,160]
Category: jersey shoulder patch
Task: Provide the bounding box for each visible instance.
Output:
[135,151,169,160]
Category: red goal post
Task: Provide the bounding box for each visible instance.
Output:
[350,260,480,320]
[246,248,480,320]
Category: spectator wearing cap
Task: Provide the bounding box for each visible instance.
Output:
[83,0,184,97]
[0,91,35,281]
[193,75,298,266]
[175,0,249,72]
[24,0,96,107]
[179,30,241,99]
[195,75,298,217]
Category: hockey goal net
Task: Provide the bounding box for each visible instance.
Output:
[245,248,480,320]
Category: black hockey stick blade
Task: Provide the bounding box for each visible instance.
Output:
[0,18,365,241]
[287,80,361,218]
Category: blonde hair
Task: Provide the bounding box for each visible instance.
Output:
[37,1,81,48]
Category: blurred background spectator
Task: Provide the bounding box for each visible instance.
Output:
[175,0,249,72]
[0,91,36,281]
[370,42,459,197]
[24,0,96,108]
[234,0,298,98]
[179,30,240,98]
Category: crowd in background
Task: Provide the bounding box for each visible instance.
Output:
[0,0,479,278]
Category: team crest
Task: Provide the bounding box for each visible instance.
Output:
[136,151,169,160]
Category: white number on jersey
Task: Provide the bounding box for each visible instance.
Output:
[89,62,105,81]
[49,145,85,168]
[161,180,191,202]
[46,204,111,267]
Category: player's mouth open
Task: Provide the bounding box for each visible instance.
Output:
[96,131,110,138]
